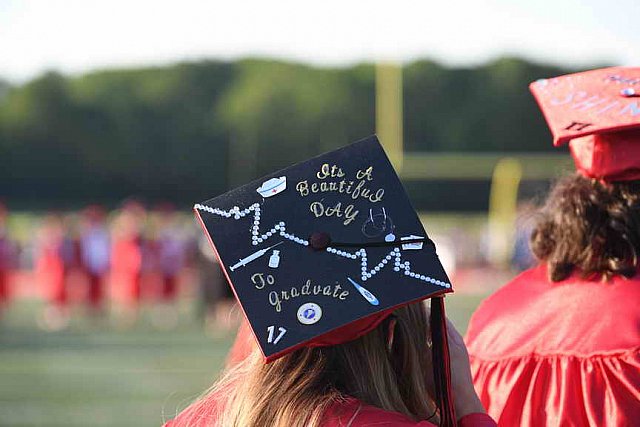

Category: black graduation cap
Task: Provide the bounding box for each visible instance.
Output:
[195,135,456,424]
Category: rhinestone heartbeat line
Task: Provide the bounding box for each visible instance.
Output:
[194,203,450,288]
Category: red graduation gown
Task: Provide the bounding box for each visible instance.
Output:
[165,322,496,426]
[164,395,495,426]
[465,264,640,426]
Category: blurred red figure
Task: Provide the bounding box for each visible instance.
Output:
[155,203,185,302]
[60,213,83,302]
[79,205,110,314]
[35,214,68,330]
[0,203,15,316]
[110,200,146,325]
[149,203,186,329]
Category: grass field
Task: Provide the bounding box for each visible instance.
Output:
[0,294,487,427]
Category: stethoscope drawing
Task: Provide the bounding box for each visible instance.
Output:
[361,207,396,241]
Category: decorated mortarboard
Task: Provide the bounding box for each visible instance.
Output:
[530,67,640,181]
[194,135,452,360]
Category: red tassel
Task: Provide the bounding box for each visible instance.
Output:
[430,297,456,426]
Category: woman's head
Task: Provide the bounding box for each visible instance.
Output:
[179,302,437,427]
[531,173,640,282]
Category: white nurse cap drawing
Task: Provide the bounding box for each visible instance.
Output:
[257,177,287,198]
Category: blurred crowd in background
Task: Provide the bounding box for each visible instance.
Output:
[0,197,538,332]
[0,200,239,332]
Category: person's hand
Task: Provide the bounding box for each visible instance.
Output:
[445,317,486,419]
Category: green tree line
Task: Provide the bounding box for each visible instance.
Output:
[0,57,579,210]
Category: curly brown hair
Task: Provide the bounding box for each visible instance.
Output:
[531,173,640,282]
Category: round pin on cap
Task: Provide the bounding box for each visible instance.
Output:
[297,302,322,325]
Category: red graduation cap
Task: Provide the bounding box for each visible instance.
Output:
[530,67,640,181]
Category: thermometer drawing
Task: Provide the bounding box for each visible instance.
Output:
[347,277,379,306]
[230,241,283,271]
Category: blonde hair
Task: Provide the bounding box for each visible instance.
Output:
[174,303,437,427]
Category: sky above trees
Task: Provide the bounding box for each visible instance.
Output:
[1,0,638,83]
